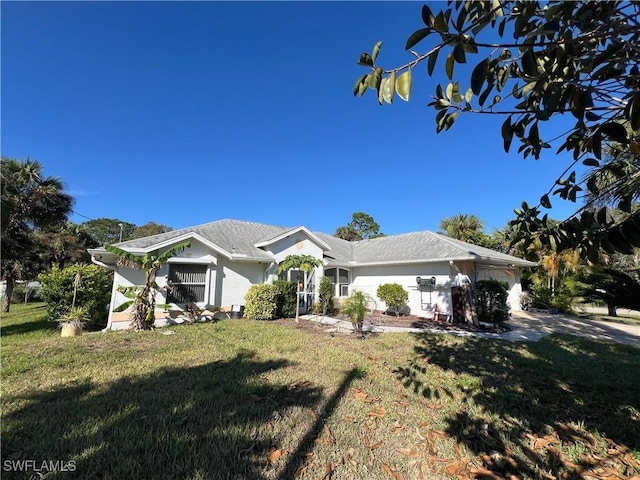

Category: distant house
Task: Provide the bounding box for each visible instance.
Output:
[89,219,537,330]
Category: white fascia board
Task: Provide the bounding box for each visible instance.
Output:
[167,254,217,264]
[230,254,273,262]
[254,226,332,251]
[341,257,477,268]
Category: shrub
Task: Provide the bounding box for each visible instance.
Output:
[244,284,279,321]
[273,280,297,319]
[341,290,369,333]
[529,284,576,313]
[39,264,113,329]
[10,284,27,304]
[376,283,408,317]
[473,279,509,324]
[315,276,335,315]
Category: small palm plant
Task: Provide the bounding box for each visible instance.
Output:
[341,290,369,334]
[58,306,90,337]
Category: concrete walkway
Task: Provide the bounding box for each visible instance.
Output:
[300,311,640,347]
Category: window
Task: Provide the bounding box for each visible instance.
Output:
[324,268,350,297]
[167,264,207,304]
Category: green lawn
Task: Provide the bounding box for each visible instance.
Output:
[2,303,639,480]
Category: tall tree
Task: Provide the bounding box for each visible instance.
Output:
[353,1,640,260]
[439,213,485,242]
[334,212,384,241]
[439,213,505,250]
[133,222,173,239]
[578,267,640,316]
[36,222,99,269]
[1,157,73,311]
[82,218,136,245]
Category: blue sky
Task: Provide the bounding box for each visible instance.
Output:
[2,1,584,236]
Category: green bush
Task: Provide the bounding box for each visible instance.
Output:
[473,279,509,324]
[273,280,297,319]
[315,276,335,315]
[244,284,279,321]
[376,283,408,317]
[38,264,113,329]
[529,284,575,313]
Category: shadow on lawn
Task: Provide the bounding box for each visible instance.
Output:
[396,334,640,479]
[2,350,357,480]
[0,305,57,337]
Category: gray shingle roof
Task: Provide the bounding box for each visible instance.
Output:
[108,219,535,267]
[349,231,535,267]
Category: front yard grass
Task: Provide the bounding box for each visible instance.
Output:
[1,303,639,479]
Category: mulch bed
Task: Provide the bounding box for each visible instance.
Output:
[364,311,502,333]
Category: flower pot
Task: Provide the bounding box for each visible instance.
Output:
[61,323,83,337]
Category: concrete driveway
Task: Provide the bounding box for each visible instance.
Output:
[507,311,640,347]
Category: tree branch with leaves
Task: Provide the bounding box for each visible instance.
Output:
[354,1,640,261]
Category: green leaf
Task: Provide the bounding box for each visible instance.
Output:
[378,76,387,105]
[522,49,537,77]
[405,28,431,50]
[445,52,455,80]
[369,67,383,91]
[357,53,374,67]
[478,83,494,107]
[434,11,448,33]
[353,74,367,96]
[470,58,488,95]
[113,300,134,312]
[382,71,395,104]
[395,69,412,102]
[582,158,599,167]
[446,82,462,103]
[462,38,478,54]
[600,122,628,142]
[464,88,473,104]
[453,43,466,64]
[427,49,439,76]
[371,41,383,63]
[502,116,514,152]
[592,129,602,159]
[422,4,435,27]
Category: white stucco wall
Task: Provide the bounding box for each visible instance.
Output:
[215,257,266,308]
[347,261,524,319]
[350,262,457,317]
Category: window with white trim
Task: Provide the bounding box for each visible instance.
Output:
[324,268,350,297]
[167,264,207,304]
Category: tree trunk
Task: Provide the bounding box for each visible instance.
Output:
[607,301,617,317]
[295,283,300,323]
[2,277,14,312]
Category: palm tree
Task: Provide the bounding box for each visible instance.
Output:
[1,158,73,312]
[104,242,190,331]
[439,214,485,243]
[276,254,321,323]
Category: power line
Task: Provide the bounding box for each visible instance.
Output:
[71,209,94,221]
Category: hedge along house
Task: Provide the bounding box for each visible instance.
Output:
[89,219,537,330]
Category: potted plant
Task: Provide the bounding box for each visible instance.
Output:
[58,306,90,337]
